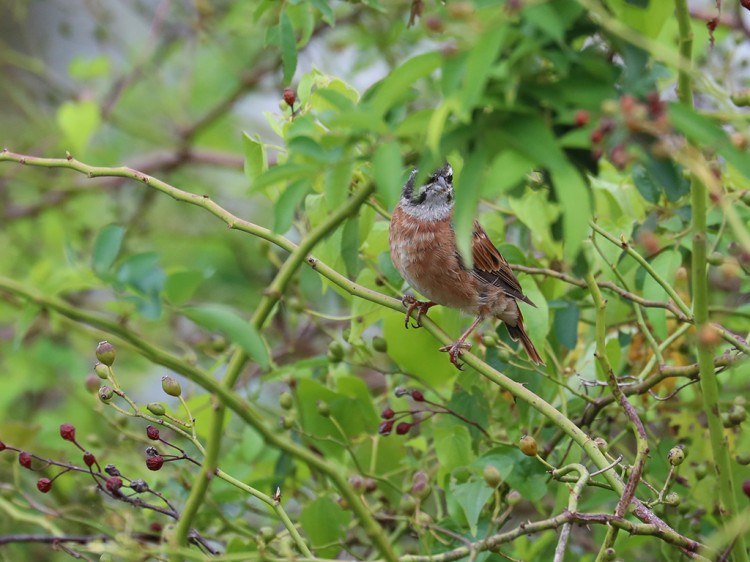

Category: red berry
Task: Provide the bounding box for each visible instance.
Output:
[83,452,96,467]
[0,441,6,451]
[149,522,163,533]
[19,452,32,469]
[59,423,76,442]
[396,422,411,435]
[37,478,52,493]
[283,88,296,107]
[106,476,123,494]
[146,455,164,471]
[411,390,424,402]
[425,15,444,32]
[574,110,589,127]
[646,91,664,118]
[743,480,750,498]
[146,426,160,440]
[378,421,394,435]
[590,129,604,144]
[381,408,395,420]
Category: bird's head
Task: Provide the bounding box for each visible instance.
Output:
[399,163,454,221]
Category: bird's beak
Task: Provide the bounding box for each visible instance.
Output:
[435,176,448,191]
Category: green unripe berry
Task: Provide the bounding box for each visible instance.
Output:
[260,526,275,542]
[694,463,708,480]
[728,405,747,425]
[506,490,521,506]
[281,415,295,430]
[665,492,680,506]
[602,547,616,561]
[372,336,388,353]
[279,392,294,410]
[147,402,166,416]
[328,341,344,362]
[736,452,750,466]
[721,413,734,428]
[161,376,182,397]
[399,494,417,515]
[667,446,685,466]
[482,335,497,348]
[95,341,116,366]
[316,400,331,417]
[94,362,109,379]
[483,464,502,488]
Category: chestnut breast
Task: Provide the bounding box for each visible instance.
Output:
[389,206,480,314]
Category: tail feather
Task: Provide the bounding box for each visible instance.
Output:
[506,318,545,366]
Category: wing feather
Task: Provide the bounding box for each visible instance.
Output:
[469,220,535,307]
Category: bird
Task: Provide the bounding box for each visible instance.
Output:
[388,163,544,369]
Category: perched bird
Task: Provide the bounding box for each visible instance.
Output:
[388,163,544,369]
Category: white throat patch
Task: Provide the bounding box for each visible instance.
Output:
[400,194,453,222]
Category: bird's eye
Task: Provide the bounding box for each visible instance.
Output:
[446,173,453,183]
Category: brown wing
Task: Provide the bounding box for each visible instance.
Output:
[470,220,536,307]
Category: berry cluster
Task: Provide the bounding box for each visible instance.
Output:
[377,387,490,439]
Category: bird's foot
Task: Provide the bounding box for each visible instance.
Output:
[439,340,472,370]
[401,296,436,329]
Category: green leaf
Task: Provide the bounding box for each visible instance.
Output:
[68,55,111,79]
[300,497,349,558]
[288,136,339,163]
[451,479,494,536]
[116,252,165,295]
[373,141,402,209]
[164,271,204,305]
[367,52,441,116]
[242,132,267,187]
[183,305,270,368]
[632,163,660,203]
[57,100,101,156]
[92,224,125,275]
[254,163,319,191]
[324,160,352,210]
[310,0,335,24]
[554,301,579,349]
[551,165,591,262]
[454,150,487,266]
[434,424,473,481]
[484,151,535,196]
[461,24,508,112]
[604,0,674,39]
[279,12,297,84]
[274,179,309,233]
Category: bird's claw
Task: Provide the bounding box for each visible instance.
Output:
[401,296,435,329]
[439,341,472,370]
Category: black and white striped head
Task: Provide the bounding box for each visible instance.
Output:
[399,163,454,221]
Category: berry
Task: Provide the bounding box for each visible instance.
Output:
[279,392,294,410]
[104,464,120,476]
[37,478,52,493]
[396,422,411,435]
[131,479,149,493]
[146,426,160,440]
[147,402,166,416]
[99,386,114,402]
[574,110,590,127]
[59,423,76,442]
[399,494,417,515]
[483,464,502,488]
[668,446,685,466]
[161,376,182,397]
[394,387,409,397]
[19,452,32,469]
[519,435,538,456]
[506,490,522,506]
[94,362,109,379]
[106,476,123,494]
[411,390,424,402]
[0,441,6,452]
[590,128,604,144]
[743,480,750,499]
[364,478,377,493]
[424,15,444,32]
[95,341,116,366]
[372,336,388,353]
[381,407,395,420]
[283,88,296,107]
[146,455,164,471]
[378,421,394,435]
[348,475,365,492]
[316,401,331,417]
[85,373,100,392]
[83,452,96,467]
